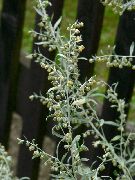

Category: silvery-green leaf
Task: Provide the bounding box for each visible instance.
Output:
[35,42,48,45]
[130,42,134,56]
[57,53,67,59]
[111,135,121,142]
[72,135,81,144]
[54,17,62,31]
[81,158,89,162]
[34,7,43,16]
[72,98,86,106]
[104,121,119,127]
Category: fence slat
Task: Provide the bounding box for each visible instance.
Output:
[0,0,27,148]
[0,20,4,98]
[17,1,64,179]
[77,0,105,81]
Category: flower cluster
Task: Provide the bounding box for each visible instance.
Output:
[89,44,135,69]
[100,0,135,15]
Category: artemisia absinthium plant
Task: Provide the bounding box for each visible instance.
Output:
[18,0,135,179]
[0,144,29,180]
[0,144,15,180]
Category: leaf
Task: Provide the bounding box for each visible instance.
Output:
[35,42,48,45]
[78,57,88,61]
[61,152,69,163]
[57,53,67,59]
[111,135,121,142]
[103,121,119,127]
[81,158,89,162]
[71,135,81,152]
[72,98,86,106]
[72,135,81,144]
[130,42,134,56]
[111,105,117,108]
[54,17,62,31]
[90,93,106,98]
[34,7,43,16]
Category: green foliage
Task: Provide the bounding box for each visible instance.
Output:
[18,0,135,179]
[0,145,29,180]
[0,145,15,180]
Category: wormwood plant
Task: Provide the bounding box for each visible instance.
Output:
[0,145,28,180]
[0,144,15,179]
[18,0,135,179]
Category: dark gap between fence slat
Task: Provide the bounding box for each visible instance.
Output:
[17,1,64,179]
[92,10,135,177]
[0,0,27,148]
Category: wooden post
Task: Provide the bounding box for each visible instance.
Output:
[17,1,64,179]
[77,0,105,81]
[0,0,27,148]
[0,20,4,98]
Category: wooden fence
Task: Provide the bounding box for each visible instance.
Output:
[0,0,135,179]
